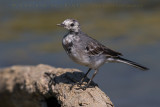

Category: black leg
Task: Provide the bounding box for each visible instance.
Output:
[78,68,92,86]
[79,69,99,90]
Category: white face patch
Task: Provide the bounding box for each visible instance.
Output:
[63,19,72,27]
[62,19,80,32]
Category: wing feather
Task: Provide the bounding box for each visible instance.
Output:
[86,41,122,57]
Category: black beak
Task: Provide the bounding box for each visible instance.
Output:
[56,23,65,27]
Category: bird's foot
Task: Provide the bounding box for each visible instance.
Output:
[76,82,83,87]
[69,82,82,90]
[76,85,88,90]
[70,82,86,90]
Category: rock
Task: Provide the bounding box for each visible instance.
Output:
[0,64,113,107]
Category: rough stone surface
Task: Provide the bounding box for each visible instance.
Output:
[0,64,114,107]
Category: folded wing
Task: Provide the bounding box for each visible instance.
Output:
[86,41,122,57]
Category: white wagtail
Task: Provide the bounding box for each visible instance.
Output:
[57,19,149,89]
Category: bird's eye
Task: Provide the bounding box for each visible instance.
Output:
[70,23,74,26]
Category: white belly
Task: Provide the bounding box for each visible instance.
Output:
[68,48,91,66]
[68,48,106,69]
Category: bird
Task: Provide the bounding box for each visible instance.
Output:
[57,19,149,90]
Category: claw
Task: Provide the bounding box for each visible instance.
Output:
[70,82,82,90]
[76,85,88,90]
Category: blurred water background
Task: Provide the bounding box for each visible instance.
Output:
[0,0,160,107]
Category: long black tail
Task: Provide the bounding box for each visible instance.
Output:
[116,57,149,71]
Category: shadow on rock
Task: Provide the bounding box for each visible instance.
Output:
[44,71,97,89]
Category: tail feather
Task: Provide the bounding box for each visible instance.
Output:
[116,57,149,71]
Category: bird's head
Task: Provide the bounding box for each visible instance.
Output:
[57,19,80,32]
